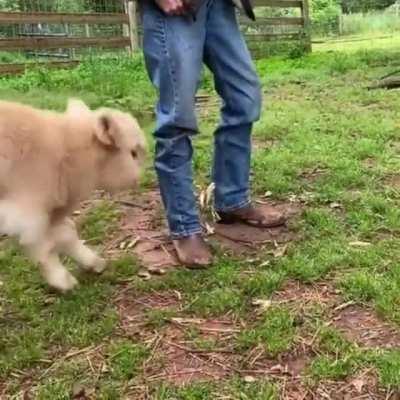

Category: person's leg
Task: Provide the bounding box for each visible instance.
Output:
[140,1,212,265]
[204,0,260,212]
[204,0,285,227]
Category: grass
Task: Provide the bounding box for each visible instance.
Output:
[0,42,400,398]
[314,32,400,53]
[341,11,400,36]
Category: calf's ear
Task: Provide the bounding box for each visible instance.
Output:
[66,98,91,116]
[94,114,117,149]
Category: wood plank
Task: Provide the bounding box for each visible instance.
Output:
[253,0,302,7]
[127,1,139,51]
[0,36,131,50]
[239,16,304,25]
[300,0,311,52]
[0,11,128,25]
[0,60,79,75]
[244,33,301,41]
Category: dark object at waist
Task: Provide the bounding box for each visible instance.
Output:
[184,0,255,21]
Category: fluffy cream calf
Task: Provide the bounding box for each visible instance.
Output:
[0,99,146,292]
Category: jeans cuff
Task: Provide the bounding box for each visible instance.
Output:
[170,226,203,240]
[215,198,251,213]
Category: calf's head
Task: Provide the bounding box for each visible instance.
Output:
[93,107,147,193]
[67,100,147,193]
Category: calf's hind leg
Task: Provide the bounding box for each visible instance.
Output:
[0,203,79,292]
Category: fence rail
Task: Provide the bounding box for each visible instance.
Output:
[0,36,131,50]
[0,12,128,25]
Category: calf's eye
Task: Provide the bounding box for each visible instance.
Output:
[131,150,138,158]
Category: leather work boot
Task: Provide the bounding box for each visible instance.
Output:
[173,234,213,269]
[217,203,286,228]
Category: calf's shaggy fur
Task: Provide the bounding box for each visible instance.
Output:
[0,99,146,292]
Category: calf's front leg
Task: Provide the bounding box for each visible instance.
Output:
[26,239,78,292]
[52,218,107,274]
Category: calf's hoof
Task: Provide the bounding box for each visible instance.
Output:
[48,271,79,293]
[90,256,107,274]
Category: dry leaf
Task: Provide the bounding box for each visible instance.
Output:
[349,241,371,247]
[212,209,221,222]
[204,222,215,235]
[273,244,288,258]
[173,290,182,301]
[138,270,151,280]
[205,182,215,206]
[101,363,109,373]
[259,260,270,267]
[350,378,366,394]
[333,301,354,312]
[171,317,204,325]
[22,391,32,400]
[126,237,140,249]
[72,383,88,399]
[148,266,166,276]
[270,364,286,373]
[264,191,273,198]
[252,299,272,311]
[44,297,56,305]
[199,190,206,210]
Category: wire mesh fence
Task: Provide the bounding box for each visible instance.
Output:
[0,0,125,13]
[0,0,128,67]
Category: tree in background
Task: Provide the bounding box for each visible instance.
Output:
[311,0,341,35]
[341,0,398,13]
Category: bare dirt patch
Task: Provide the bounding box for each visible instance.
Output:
[212,200,301,257]
[116,189,301,269]
[243,348,312,380]
[273,280,400,350]
[384,174,400,189]
[147,318,313,385]
[117,189,180,270]
[286,370,395,400]
[114,290,182,336]
[252,137,279,151]
[273,280,341,309]
[298,167,329,183]
[333,305,400,349]
[145,317,240,385]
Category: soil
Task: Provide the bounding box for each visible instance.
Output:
[116,188,302,270]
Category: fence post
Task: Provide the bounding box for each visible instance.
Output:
[301,0,312,52]
[338,10,343,36]
[125,0,139,53]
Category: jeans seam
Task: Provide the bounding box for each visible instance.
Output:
[159,17,179,123]
[171,166,185,232]
[159,17,186,234]
[170,226,202,239]
[216,197,251,213]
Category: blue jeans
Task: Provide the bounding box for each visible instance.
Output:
[140,0,262,239]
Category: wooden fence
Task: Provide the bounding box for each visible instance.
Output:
[0,3,136,74]
[240,0,311,57]
[0,0,310,75]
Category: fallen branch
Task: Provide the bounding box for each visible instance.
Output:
[368,77,400,90]
[380,69,400,80]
